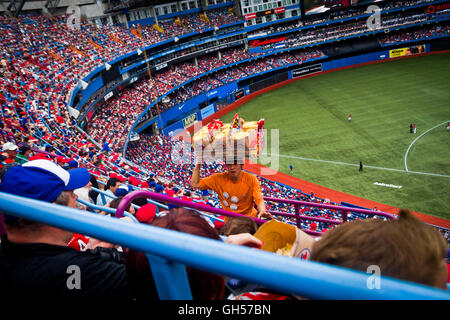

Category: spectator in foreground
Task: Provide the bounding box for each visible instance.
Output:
[0,159,135,300]
[220,216,259,236]
[233,210,448,300]
[310,209,448,290]
[74,175,94,212]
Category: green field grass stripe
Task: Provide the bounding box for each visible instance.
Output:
[404,120,450,172]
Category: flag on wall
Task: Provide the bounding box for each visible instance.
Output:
[109,33,124,44]
[89,39,103,50]
[131,27,143,39]
[67,45,86,57]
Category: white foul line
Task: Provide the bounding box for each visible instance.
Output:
[263,152,450,178]
[404,120,450,172]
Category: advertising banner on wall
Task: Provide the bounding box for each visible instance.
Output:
[234,88,245,100]
[104,91,113,101]
[200,104,216,120]
[182,113,198,128]
[292,63,323,78]
[425,1,450,14]
[389,45,425,58]
[244,7,285,20]
[249,36,287,48]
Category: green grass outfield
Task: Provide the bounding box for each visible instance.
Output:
[220,53,450,220]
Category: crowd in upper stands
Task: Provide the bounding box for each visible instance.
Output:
[302,0,439,26]
[139,7,240,42]
[83,46,326,153]
[253,10,447,52]
[380,24,450,44]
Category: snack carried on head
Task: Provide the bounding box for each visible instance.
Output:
[243,121,258,132]
[192,113,264,161]
[231,113,241,129]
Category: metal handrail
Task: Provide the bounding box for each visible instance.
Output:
[116,191,397,236]
[86,187,224,224]
[115,190,268,224]
[0,191,449,300]
[263,197,397,220]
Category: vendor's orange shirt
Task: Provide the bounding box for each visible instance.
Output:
[199,171,264,220]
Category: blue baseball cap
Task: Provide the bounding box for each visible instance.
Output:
[0,159,91,203]
[115,185,129,197]
[68,159,79,168]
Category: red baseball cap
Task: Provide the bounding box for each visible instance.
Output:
[136,204,157,224]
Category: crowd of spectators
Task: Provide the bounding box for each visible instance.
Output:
[249,6,448,53]
[0,2,448,234]
[249,0,433,38]
[214,66,249,84]
[269,11,440,51]
[0,3,449,300]
[85,80,153,153]
[380,24,450,44]
[142,8,241,41]
[0,8,241,111]
[125,133,388,233]
[302,0,437,26]
[0,11,155,185]
[83,45,327,147]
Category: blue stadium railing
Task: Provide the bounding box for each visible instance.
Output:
[85,186,225,224]
[1,191,449,300]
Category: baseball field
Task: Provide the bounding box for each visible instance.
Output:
[220,53,450,220]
